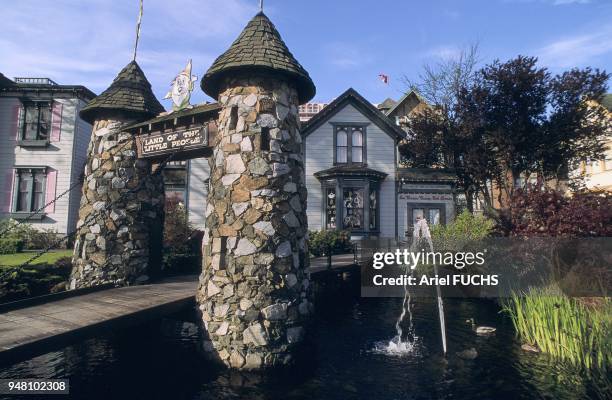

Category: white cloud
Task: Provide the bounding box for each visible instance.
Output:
[537,26,612,68]
[0,0,256,102]
[551,0,590,4]
[503,0,591,4]
[423,46,462,60]
[442,9,461,20]
[323,42,373,69]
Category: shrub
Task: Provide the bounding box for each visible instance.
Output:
[0,219,34,241]
[0,238,24,254]
[161,199,202,276]
[431,211,494,253]
[163,199,193,252]
[0,219,59,250]
[0,257,71,302]
[497,188,612,237]
[308,230,353,257]
[25,228,59,250]
[162,253,201,275]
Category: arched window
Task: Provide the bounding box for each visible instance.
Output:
[352,129,363,163]
[336,130,348,163]
[334,125,366,164]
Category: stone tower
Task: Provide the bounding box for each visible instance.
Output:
[197,12,316,369]
[70,61,166,289]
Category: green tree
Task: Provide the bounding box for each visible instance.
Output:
[401,55,610,211]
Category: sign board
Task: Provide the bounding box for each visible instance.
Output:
[399,193,453,201]
[136,121,216,160]
[402,184,452,191]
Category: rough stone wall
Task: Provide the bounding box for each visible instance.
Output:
[197,75,312,369]
[70,117,165,289]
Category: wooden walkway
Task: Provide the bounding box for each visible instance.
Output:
[0,276,198,363]
[0,254,362,364]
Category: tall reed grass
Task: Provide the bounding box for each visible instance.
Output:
[503,287,611,370]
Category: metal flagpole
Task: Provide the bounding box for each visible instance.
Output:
[259,0,264,12]
[133,0,144,61]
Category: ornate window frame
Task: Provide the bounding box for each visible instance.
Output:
[320,177,380,236]
[331,122,369,166]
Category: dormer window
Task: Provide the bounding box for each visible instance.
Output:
[334,125,367,165]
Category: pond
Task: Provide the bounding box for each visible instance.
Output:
[0,283,608,400]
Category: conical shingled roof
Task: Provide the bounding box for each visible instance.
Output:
[201,12,315,104]
[80,61,164,124]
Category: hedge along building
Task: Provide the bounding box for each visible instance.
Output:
[196,11,315,369]
[69,61,166,289]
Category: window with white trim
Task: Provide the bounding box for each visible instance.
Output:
[334,125,366,165]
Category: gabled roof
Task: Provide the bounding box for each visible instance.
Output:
[301,88,406,141]
[0,73,15,88]
[385,89,427,117]
[201,12,315,104]
[80,61,164,124]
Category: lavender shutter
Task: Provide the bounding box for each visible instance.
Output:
[50,101,63,142]
[1,171,15,213]
[44,170,57,213]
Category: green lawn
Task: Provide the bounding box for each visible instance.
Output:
[0,250,72,267]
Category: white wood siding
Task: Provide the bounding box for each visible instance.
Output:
[0,96,91,235]
[67,99,93,233]
[304,103,397,237]
[187,157,210,229]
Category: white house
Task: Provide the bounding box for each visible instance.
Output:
[187,87,457,238]
[0,75,95,235]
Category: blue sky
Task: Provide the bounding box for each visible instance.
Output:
[1,0,610,108]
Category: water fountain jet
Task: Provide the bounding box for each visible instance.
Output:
[375,217,448,356]
[413,217,448,355]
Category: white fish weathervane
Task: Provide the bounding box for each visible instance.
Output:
[164,60,198,111]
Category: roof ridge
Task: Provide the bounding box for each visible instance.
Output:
[385,89,427,116]
[302,87,406,141]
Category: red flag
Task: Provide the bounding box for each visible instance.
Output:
[378,74,389,84]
